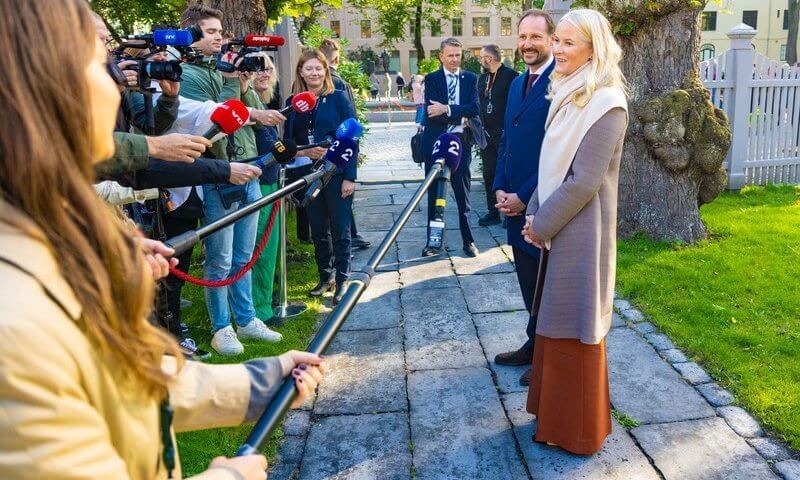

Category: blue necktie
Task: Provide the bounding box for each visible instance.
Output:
[447,73,458,132]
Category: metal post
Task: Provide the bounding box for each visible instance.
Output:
[274,167,307,319]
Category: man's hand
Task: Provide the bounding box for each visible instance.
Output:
[522,214,544,248]
[496,192,525,217]
[239,71,255,94]
[495,189,507,206]
[229,163,262,185]
[117,60,139,89]
[158,79,180,97]
[135,238,178,280]
[220,52,241,79]
[427,100,449,118]
[298,146,327,160]
[341,179,355,198]
[249,109,287,127]
[146,133,212,163]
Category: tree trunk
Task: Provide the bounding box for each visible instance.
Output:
[414,2,425,61]
[192,0,266,35]
[616,5,730,242]
[787,0,799,66]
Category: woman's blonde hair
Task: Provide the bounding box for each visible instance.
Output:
[253,52,278,104]
[551,9,629,107]
[292,48,335,96]
[0,0,181,398]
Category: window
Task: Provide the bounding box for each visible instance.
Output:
[502,48,514,65]
[389,50,400,72]
[430,19,441,37]
[360,20,372,38]
[452,17,463,36]
[781,44,788,61]
[501,17,512,36]
[784,10,790,30]
[410,50,419,74]
[470,48,482,57]
[330,20,340,38]
[742,10,758,29]
[410,22,416,38]
[473,17,490,36]
[700,44,715,61]
[700,12,717,31]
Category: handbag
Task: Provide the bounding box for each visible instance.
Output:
[410,128,425,164]
[215,183,247,210]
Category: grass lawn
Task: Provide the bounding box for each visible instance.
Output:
[175,211,324,475]
[616,184,800,449]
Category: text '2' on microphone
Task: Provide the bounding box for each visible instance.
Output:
[300,137,357,207]
[426,133,462,251]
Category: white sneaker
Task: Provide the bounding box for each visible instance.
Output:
[237,318,283,342]
[211,326,244,356]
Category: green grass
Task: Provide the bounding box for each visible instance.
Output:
[612,409,640,429]
[616,184,800,449]
[176,211,323,475]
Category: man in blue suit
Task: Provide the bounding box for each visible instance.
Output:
[421,37,481,258]
[492,10,555,386]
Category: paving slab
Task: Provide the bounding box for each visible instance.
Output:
[341,289,401,331]
[775,460,800,479]
[351,242,399,272]
[408,367,528,480]
[352,194,394,207]
[473,311,531,393]
[611,311,626,328]
[459,273,527,313]
[631,417,778,480]
[621,308,645,322]
[747,437,792,462]
[283,410,311,436]
[395,226,427,243]
[355,212,395,231]
[645,332,677,351]
[696,383,735,407]
[315,328,406,415]
[398,258,458,290]
[718,406,764,438]
[402,287,485,371]
[673,361,713,385]
[633,321,657,335]
[451,245,515,275]
[503,391,660,480]
[299,413,412,480]
[660,348,689,364]
[607,328,715,424]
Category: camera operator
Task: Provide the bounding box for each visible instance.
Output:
[178,4,286,356]
[0,2,327,479]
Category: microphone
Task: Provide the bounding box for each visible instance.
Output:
[202,99,250,142]
[300,138,357,207]
[152,29,195,47]
[336,118,364,141]
[243,35,286,47]
[426,133,462,251]
[278,91,317,116]
[248,140,298,170]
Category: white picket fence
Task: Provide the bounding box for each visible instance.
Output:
[700,24,800,187]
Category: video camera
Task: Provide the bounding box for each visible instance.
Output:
[113,28,204,89]
[216,35,285,73]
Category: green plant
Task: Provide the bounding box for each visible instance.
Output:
[417,58,440,75]
[302,24,349,49]
[460,51,481,75]
[612,409,640,429]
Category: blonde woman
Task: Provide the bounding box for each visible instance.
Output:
[522,8,628,455]
[0,1,325,478]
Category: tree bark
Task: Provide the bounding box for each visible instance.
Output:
[192,0,266,35]
[615,5,730,242]
[414,2,425,61]
[788,0,799,66]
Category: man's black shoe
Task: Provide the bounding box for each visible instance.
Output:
[478,212,501,226]
[519,367,531,386]
[422,245,443,257]
[495,348,532,366]
[463,242,479,257]
[333,282,347,305]
[309,279,335,297]
[352,235,371,250]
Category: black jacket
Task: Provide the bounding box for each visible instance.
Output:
[477,64,518,131]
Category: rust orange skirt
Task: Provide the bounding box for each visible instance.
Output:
[526,334,612,455]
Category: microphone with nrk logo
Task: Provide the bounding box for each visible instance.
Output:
[247,139,298,170]
[202,99,250,143]
[426,133,462,252]
[278,91,317,117]
[300,138,357,207]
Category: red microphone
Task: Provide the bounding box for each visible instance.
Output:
[278,91,317,116]
[203,99,250,142]
[243,34,285,47]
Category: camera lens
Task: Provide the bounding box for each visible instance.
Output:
[145,60,183,82]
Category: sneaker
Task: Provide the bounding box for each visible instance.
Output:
[237,318,283,342]
[211,326,244,356]
[179,337,211,361]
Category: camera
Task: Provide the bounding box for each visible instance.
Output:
[216,35,284,73]
[113,28,203,89]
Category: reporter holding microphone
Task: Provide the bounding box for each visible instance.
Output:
[0,1,325,479]
[284,49,359,304]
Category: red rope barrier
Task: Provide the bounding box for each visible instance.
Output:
[169,199,281,288]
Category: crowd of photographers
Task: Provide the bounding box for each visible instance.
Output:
[94,4,366,360]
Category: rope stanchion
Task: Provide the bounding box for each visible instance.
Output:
[169,199,280,288]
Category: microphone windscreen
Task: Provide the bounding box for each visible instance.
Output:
[243,34,286,47]
[270,139,298,164]
[153,29,194,47]
[324,137,358,168]
[336,118,363,141]
[210,99,250,134]
[431,133,462,172]
[291,92,317,113]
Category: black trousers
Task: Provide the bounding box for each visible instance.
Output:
[162,215,199,340]
[512,245,539,353]
[285,164,313,242]
[307,174,354,284]
[425,135,474,245]
[481,129,502,214]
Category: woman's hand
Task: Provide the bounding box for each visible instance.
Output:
[341,179,356,198]
[298,146,327,160]
[209,455,267,480]
[135,237,177,280]
[522,215,544,249]
[277,350,328,409]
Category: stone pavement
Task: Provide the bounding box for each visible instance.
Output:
[267,126,797,479]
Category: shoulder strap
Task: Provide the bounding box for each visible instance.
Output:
[0,257,78,322]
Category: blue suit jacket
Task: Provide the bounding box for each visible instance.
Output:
[494,61,555,257]
[421,68,480,158]
[284,90,358,180]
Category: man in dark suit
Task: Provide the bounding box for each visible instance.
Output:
[492,10,555,386]
[421,37,481,258]
[477,44,518,227]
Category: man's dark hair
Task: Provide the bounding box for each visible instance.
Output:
[439,37,462,50]
[180,4,222,28]
[518,9,555,34]
[482,44,502,62]
[319,38,340,63]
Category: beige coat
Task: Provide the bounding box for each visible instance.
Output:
[0,220,253,480]
[527,108,627,344]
